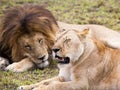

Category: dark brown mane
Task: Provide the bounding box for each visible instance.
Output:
[0,4,58,61]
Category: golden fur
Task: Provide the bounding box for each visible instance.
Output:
[0,4,59,72]
[19,29,120,90]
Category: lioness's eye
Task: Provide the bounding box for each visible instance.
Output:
[24,45,31,50]
[64,38,71,44]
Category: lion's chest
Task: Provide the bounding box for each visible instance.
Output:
[58,64,73,81]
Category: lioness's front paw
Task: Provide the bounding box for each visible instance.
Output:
[5,62,24,72]
[0,57,9,70]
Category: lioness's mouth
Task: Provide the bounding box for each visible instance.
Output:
[55,55,70,64]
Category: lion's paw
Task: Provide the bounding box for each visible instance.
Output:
[5,62,24,72]
[0,57,9,70]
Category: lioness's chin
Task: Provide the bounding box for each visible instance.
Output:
[37,61,49,69]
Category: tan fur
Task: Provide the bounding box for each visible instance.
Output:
[57,21,120,49]
[19,29,120,90]
[0,4,59,72]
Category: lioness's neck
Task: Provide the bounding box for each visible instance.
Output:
[73,38,97,66]
[73,38,113,82]
[72,38,109,74]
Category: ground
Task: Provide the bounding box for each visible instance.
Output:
[0,0,120,90]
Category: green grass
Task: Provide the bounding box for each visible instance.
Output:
[0,0,120,89]
[0,68,58,90]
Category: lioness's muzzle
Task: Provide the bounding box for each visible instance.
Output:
[55,55,70,64]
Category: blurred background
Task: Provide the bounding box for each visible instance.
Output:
[0,0,120,90]
[0,0,120,30]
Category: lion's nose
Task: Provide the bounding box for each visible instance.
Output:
[38,55,45,60]
[52,48,60,53]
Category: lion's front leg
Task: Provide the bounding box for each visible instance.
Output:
[18,76,64,90]
[5,58,35,72]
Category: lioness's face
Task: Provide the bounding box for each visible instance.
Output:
[52,30,84,64]
[19,32,49,69]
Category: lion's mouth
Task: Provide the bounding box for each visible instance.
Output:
[55,55,70,64]
[36,60,49,70]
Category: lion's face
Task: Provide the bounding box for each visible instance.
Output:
[19,32,49,69]
[52,30,85,64]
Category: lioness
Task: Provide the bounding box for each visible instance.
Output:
[18,29,120,90]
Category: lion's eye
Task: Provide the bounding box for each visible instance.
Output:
[24,45,31,50]
[39,39,43,45]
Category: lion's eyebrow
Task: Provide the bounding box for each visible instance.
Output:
[24,44,31,47]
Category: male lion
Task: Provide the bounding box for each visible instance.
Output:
[18,29,120,90]
[0,4,59,72]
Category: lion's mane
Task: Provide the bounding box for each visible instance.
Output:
[0,4,58,62]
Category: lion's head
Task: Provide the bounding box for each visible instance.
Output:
[0,4,59,69]
[52,29,97,64]
[19,32,50,68]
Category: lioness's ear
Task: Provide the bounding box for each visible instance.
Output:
[80,28,89,35]
[75,28,90,38]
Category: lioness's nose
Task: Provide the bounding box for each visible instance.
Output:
[38,55,45,60]
[52,48,60,53]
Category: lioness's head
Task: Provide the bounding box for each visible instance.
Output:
[52,29,89,64]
